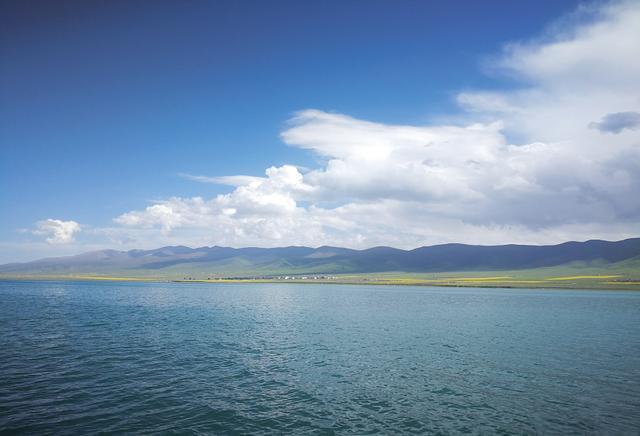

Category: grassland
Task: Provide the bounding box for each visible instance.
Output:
[2,261,639,290]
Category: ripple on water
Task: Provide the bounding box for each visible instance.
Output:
[1,281,640,434]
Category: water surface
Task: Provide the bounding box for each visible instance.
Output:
[1,280,639,434]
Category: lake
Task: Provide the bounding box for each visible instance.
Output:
[1,280,639,434]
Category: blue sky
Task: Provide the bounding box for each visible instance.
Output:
[2,0,639,262]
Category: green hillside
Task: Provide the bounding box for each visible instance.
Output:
[1,239,639,289]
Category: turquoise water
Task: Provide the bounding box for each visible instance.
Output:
[1,281,639,434]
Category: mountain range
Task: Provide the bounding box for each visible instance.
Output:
[1,238,639,278]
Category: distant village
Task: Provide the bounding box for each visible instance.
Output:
[178,275,340,281]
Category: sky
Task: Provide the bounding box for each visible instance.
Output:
[1,0,639,263]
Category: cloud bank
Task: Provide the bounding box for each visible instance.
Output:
[35,0,640,250]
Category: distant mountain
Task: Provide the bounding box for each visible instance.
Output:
[1,238,639,277]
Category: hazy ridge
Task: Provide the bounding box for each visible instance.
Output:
[1,238,639,278]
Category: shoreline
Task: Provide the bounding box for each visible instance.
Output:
[1,275,639,291]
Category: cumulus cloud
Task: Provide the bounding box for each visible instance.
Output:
[33,219,81,244]
[589,112,640,134]
[116,165,315,239]
[110,0,640,249]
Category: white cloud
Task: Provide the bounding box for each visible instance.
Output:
[179,173,265,186]
[494,0,640,89]
[33,219,81,244]
[92,0,640,249]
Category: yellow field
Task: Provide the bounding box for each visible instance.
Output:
[545,275,622,281]
[4,272,638,290]
[450,276,512,282]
